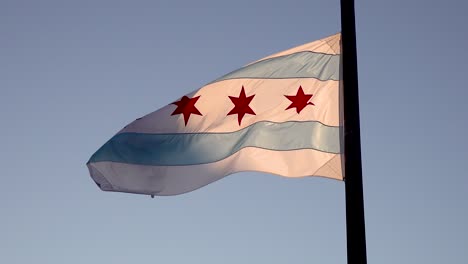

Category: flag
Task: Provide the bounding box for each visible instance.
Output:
[87,33,343,196]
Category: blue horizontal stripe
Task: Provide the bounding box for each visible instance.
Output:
[88,121,342,166]
[211,51,340,84]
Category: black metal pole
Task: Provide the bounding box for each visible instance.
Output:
[340,0,367,263]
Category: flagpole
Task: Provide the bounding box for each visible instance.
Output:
[340,0,367,263]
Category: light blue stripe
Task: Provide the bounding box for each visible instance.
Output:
[88,121,342,166]
[211,51,340,84]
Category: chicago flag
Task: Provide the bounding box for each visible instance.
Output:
[87,33,343,196]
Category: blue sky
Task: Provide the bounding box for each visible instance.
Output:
[1,0,467,263]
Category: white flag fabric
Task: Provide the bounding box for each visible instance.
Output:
[87,33,343,196]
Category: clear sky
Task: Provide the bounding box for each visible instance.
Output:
[1,0,467,263]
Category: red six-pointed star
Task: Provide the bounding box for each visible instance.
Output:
[171,95,202,125]
[227,86,256,125]
[285,86,315,113]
